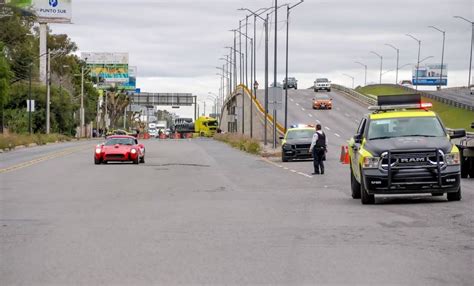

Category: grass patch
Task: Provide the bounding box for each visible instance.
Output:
[356,85,474,131]
[214,133,261,155]
[0,133,73,150]
[356,85,408,96]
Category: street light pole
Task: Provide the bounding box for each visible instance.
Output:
[355,61,367,86]
[343,73,355,89]
[284,0,304,132]
[80,65,85,137]
[385,44,399,84]
[406,34,421,90]
[46,49,51,134]
[428,26,446,89]
[370,51,383,84]
[453,16,473,88]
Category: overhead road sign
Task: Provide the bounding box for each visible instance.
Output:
[131,93,195,107]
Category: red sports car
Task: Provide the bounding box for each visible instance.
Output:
[94,135,145,165]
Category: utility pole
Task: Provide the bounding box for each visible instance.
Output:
[385,44,399,84]
[273,0,278,149]
[284,0,304,132]
[46,49,51,134]
[245,15,249,88]
[80,66,85,137]
[28,64,32,134]
[264,13,269,146]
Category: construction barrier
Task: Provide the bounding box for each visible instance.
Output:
[143,133,150,139]
[159,134,167,139]
[185,133,193,139]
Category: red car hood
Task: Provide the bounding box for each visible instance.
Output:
[102,145,134,153]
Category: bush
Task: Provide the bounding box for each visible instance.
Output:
[214,133,261,155]
[0,133,73,150]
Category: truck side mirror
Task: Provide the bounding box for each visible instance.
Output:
[449,129,466,139]
[279,136,284,140]
[354,134,363,144]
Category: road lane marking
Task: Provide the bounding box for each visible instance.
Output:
[301,108,305,111]
[260,157,312,179]
[0,145,90,174]
[308,114,313,118]
[297,172,313,178]
[325,126,331,131]
[316,119,321,124]
[344,113,350,117]
[296,103,300,106]
[334,133,341,137]
[290,170,297,173]
[290,98,294,102]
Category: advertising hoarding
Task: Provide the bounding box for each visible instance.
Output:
[119,66,137,90]
[412,64,447,86]
[82,52,129,84]
[5,0,72,23]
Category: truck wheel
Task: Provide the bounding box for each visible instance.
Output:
[469,158,474,178]
[460,152,468,178]
[328,89,331,92]
[314,89,318,92]
[360,171,375,204]
[447,187,462,201]
[282,155,289,162]
[350,164,361,199]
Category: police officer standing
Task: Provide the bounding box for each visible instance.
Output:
[309,124,327,175]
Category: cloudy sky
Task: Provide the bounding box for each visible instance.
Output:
[50,0,472,117]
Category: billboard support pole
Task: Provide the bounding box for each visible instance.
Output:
[39,23,47,83]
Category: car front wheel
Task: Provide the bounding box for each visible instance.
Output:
[350,164,361,199]
[94,157,101,165]
[360,172,375,204]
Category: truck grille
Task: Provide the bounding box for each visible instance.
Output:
[294,144,311,150]
[380,150,445,170]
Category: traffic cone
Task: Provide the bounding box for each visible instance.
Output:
[340,145,346,162]
[342,146,350,164]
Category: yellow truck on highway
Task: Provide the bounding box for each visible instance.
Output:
[195,116,218,137]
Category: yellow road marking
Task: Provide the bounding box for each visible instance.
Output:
[0,145,90,174]
[260,157,312,179]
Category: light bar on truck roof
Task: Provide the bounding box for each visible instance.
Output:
[368,102,432,111]
[290,124,315,129]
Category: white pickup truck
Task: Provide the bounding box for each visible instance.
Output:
[314,78,331,92]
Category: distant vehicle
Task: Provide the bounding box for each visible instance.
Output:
[470,85,473,95]
[348,94,464,204]
[156,120,167,133]
[399,80,413,87]
[450,123,474,178]
[173,118,194,137]
[313,94,333,110]
[195,116,218,137]
[94,135,145,165]
[280,124,315,162]
[314,78,331,92]
[148,122,158,137]
[283,77,298,89]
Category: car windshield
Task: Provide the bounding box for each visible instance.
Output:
[367,117,446,140]
[105,138,136,146]
[315,95,330,100]
[286,129,315,140]
[205,120,218,127]
[316,78,328,83]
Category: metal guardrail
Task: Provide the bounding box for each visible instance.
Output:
[331,84,377,105]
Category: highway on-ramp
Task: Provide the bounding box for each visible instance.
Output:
[1,137,473,285]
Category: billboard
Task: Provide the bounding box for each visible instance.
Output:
[119,66,137,90]
[412,64,447,86]
[5,0,72,23]
[82,52,129,84]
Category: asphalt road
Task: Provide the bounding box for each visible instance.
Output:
[1,138,473,285]
[426,87,473,108]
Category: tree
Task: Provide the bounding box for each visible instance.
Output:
[0,43,14,133]
[102,88,130,129]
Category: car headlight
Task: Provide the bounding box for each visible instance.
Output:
[363,157,380,169]
[131,149,137,154]
[445,152,460,165]
[282,144,292,150]
[95,148,102,154]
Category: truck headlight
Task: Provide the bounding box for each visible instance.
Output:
[445,152,460,165]
[363,157,380,169]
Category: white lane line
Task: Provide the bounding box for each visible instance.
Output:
[301,107,305,111]
[344,113,350,117]
[308,114,313,118]
[316,119,321,123]
[298,172,313,178]
[290,98,294,102]
[325,126,331,131]
[296,103,300,106]
[334,133,341,137]
[354,119,359,123]
[283,167,289,170]
[290,170,297,173]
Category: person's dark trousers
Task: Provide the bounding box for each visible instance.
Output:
[312,147,325,174]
